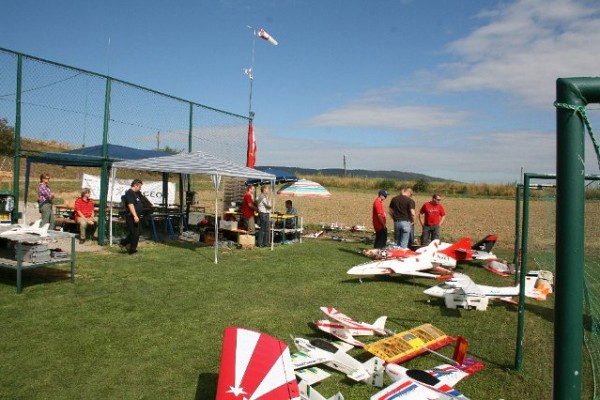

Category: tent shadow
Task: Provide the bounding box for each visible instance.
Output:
[195,372,218,400]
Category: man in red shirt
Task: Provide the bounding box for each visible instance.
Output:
[241,185,257,233]
[372,189,388,249]
[74,188,98,244]
[419,193,446,245]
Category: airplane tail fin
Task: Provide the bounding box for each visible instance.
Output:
[472,234,498,253]
[439,237,472,262]
[298,380,345,400]
[216,327,300,400]
[371,316,388,334]
[524,270,554,300]
[361,357,385,387]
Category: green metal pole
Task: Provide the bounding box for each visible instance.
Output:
[554,77,593,399]
[513,184,522,286]
[515,176,530,370]
[12,55,22,223]
[97,78,112,244]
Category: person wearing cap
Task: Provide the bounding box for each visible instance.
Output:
[372,189,389,249]
[419,193,446,245]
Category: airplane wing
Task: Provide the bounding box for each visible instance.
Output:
[424,364,469,390]
[216,327,300,400]
[370,378,439,400]
[447,273,485,297]
[295,367,331,386]
[290,351,332,370]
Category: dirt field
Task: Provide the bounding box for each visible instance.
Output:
[19,184,556,254]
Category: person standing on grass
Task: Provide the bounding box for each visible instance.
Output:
[74,188,98,244]
[120,179,144,255]
[419,193,446,245]
[388,187,415,249]
[256,185,272,247]
[372,189,388,249]
[37,173,55,230]
[241,185,257,233]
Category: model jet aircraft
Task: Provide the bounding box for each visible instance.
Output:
[0,219,50,238]
[216,327,344,400]
[291,337,384,387]
[362,235,498,265]
[347,240,457,280]
[314,306,391,347]
[423,271,551,311]
[371,363,470,400]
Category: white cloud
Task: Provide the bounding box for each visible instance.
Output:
[439,0,600,107]
[307,104,471,131]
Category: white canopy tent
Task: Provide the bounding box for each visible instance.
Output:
[110,151,276,263]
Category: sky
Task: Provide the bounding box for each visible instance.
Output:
[2,0,600,183]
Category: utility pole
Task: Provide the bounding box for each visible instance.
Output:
[343,154,347,176]
[156,131,160,151]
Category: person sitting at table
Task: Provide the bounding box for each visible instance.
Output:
[284,200,298,229]
[74,188,98,244]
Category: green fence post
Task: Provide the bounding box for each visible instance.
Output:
[554,77,593,399]
[98,78,112,244]
[12,54,22,223]
[514,176,531,370]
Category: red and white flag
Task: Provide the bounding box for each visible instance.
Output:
[257,28,278,46]
[247,120,257,168]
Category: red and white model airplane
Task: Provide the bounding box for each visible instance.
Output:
[216,327,344,400]
[347,240,457,280]
[314,306,391,347]
[363,235,498,265]
[371,363,470,400]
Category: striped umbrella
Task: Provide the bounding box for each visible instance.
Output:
[277,179,332,198]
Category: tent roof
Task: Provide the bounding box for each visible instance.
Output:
[246,167,298,185]
[27,144,171,167]
[112,150,276,180]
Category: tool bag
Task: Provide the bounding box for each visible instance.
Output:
[17,243,51,263]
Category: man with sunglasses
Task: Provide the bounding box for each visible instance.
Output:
[419,194,446,245]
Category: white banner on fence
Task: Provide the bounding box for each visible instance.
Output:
[81,174,176,206]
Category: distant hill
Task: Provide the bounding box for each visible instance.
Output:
[257,166,453,182]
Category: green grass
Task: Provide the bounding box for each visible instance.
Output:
[0,239,565,399]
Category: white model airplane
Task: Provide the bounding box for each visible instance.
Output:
[347,240,455,280]
[314,306,391,347]
[291,337,385,387]
[371,363,470,400]
[423,271,551,310]
[216,326,344,400]
[0,219,50,238]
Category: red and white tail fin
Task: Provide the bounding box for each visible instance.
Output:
[440,237,472,261]
[216,327,300,400]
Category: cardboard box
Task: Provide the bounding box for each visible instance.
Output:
[239,234,255,249]
[203,232,215,245]
[219,220,238,230]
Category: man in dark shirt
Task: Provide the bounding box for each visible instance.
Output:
[120,179,144,255]
[388,187,415,248]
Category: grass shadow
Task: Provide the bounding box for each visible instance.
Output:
[0,265,71,292]
[195,372,218,400]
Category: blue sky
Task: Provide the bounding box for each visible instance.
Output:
[2,0,600,182]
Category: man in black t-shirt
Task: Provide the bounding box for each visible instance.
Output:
[388,187,415,249]
[120,179,144,255]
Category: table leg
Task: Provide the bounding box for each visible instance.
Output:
[70,236,75,284]
[16,241,22,294]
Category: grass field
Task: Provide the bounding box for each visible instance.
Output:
[0,183,577,399]
[0,237,558,400]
